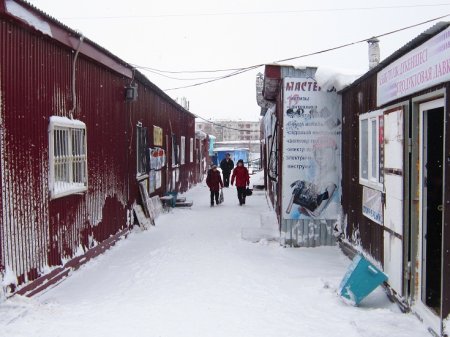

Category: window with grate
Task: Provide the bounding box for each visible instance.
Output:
[49,116,88,199]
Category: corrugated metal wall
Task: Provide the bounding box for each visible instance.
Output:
[281,219,336,247]
[0,11,196,290]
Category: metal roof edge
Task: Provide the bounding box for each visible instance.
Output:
[6,0,194,118]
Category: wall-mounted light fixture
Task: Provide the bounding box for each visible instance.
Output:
[125,84,138,101]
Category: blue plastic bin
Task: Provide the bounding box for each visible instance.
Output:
[165,191,178,207]
[339,254,388,305]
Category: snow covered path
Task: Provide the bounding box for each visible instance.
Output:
[1,180,429,337]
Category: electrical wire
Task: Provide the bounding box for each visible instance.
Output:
[173,13,450,133]
[130,63,244,74]
[61,3,450,20]
[135,66,226,81]
[163,13,450,91]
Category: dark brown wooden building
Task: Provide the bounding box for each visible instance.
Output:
[0,0,198,297]
[341,22,450,336]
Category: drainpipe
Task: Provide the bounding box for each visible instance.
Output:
[69,35,84,119]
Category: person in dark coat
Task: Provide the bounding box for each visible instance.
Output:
[206,164,223,207]
[220,153,234,187]
[231,159,250,206]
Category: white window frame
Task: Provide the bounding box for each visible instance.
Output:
[189,137,194,163]
[359,109,383,191]
[48,116,88,199]
[180,136,186,165]
[136,125,148,178]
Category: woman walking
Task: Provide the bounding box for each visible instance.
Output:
[206,164,223,207]
[231,159,250,206]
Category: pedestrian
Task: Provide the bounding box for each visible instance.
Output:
[206,164,223,207]
[220,153,234,187]
[231,159,250,206]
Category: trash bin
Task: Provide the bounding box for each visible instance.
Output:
[165,191,178,207]
[339,254,388,305]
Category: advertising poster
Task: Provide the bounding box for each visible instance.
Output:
[149,170,156,194]
[282,77,342,220]
[362,186,383,224]
[149,148,166,170]
[153,126,163,146]
[155,170,162,189]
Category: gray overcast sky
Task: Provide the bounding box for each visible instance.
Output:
[28,0,450,121]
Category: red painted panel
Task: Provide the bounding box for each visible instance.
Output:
[0,9,196,292]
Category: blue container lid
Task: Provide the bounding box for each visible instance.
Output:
[339,254,388,305]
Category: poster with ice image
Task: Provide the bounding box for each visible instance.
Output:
[282,77,342,220]
[149,148,166,170]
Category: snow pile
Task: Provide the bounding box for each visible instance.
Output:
[315,66,362,92]
[1,265,17,295]
[0,183,430,337]
[241,210,279,243]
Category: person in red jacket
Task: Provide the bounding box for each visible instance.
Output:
[231,159,250,206]
[206,164,223,207]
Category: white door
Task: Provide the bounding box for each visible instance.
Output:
[415,98,445,335]
[383,108,404,295]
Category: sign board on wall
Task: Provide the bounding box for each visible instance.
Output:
[362,186,383,224]
[282,77,342,220]
[153,126,163,146]
[377,26,450,106]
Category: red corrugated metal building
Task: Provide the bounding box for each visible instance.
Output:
[0,0,197,296]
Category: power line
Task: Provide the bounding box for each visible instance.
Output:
[61,3,450,20]
[130,63,244,74]
[135,66,224,81]
[163,13,450,91]
[164,65,261,91]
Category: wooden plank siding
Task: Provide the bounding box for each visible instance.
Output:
[442,84,450,321]
[341,74,384,263]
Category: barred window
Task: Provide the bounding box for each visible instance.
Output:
[49,116,88,199]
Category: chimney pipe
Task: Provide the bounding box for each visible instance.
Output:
[368,37,380,70]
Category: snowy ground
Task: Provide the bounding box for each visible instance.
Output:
[0,172,430,337]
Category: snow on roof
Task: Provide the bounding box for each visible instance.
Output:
[195,130,207,139]
[49,116,86,128]
[215,140,260,144]
[314,66,362,92]
[6,0,52,36]
[214,147,249,152]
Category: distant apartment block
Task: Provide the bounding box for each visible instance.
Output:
[195,119,260,142]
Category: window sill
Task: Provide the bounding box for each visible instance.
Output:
[359,179,384,192]
[136,173,149,181]
[50,186,88,200]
